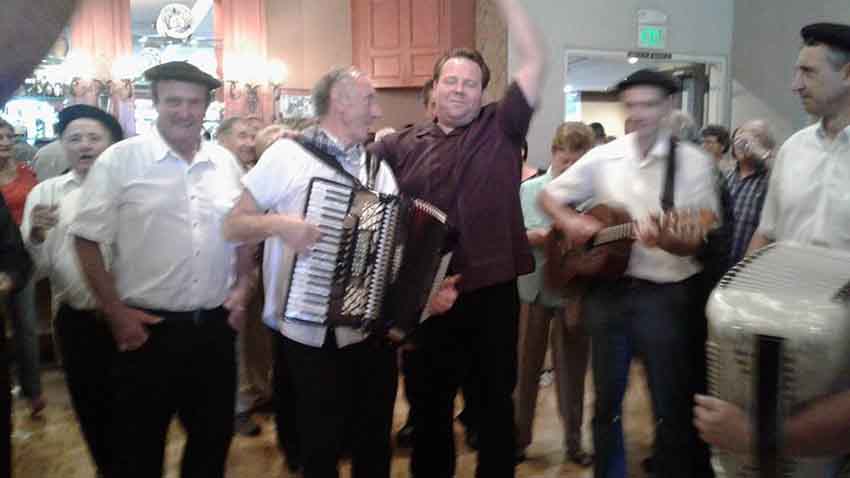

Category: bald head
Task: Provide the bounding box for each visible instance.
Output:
[732,119,775,161]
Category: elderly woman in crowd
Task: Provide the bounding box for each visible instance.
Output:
[21,105,124,476]
[0,117,43,416]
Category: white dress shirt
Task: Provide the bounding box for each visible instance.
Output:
[545,131,719,283]
[758,122,850,250]
[22,171,101,311]
[242,131,399,348]
[21,170,81,250]
[70,128,244,311]
[22,172,110,310]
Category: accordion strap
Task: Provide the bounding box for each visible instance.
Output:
[293,137,379,190]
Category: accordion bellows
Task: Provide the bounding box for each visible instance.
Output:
[707,242,850,477]
[279,177,452,338]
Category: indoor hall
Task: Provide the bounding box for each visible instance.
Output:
[3,0,848,477]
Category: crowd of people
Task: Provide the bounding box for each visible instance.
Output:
[2,1,850,477]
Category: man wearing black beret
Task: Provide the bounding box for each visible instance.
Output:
[539,68,720,478]
[71,61,255,477]
[696,22,850,465]
[21,104,123,477]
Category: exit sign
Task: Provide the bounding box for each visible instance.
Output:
[638,25,667,49]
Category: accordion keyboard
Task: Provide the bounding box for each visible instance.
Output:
[283,180,352,323]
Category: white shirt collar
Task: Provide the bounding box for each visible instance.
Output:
[814,119,850,144]
[631,130,672,167]
[151,126,213,166]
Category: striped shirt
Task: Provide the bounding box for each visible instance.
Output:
[723,165,769,264]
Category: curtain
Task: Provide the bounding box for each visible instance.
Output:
[67,0,135,135]
[215,0,271,124]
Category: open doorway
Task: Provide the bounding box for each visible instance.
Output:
[564,49,728,139]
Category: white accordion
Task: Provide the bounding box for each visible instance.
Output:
[707,242,850,478]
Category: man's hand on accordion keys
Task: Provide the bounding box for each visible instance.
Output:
[425,274,462,316]
[277,216,322,253]
[693,394,753,454]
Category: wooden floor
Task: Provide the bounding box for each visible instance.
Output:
[12,365,656,477]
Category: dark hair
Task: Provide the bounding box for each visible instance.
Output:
[803,38,850,71]
[700,124,731,153]
[432,48,490,90]
[421,79,434,107]
[0,118,12,135]
[589,122,606,139]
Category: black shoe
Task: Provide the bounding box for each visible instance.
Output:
[566,449,594,467]
[515,448,527,464]
[285,460,302,474]
[642,455,656,474]
[234,413,262,437]
[465,428,479,451]
[396,421,414,448]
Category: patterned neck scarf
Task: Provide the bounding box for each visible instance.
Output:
[303,126,363,175]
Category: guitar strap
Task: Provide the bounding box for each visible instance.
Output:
[661,137,678,211]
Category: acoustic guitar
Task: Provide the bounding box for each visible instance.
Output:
[544,204,719,289]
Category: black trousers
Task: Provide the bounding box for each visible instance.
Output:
[54,304,116,474]
[272,326,301,471]
[279,332,398,478]
[107,307,236,478]
[584,277,708,478]
[410,280,519,478]
[0,303,10,478]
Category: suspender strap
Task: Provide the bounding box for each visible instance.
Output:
[661,137,678,212]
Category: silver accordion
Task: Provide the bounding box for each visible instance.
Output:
[278,177,453,339]
[706,242,850,478]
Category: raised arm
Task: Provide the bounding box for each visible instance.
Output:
[494,0,547,106]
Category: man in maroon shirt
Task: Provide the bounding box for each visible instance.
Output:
[371,0,545,476]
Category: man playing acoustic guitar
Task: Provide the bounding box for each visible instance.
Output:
[538,69,720,478]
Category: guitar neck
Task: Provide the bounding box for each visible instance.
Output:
[592,222,634,247]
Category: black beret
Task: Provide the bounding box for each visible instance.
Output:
[57,104,124,142]
[143,61,222,90]
[615,68,680,96]
[801,22,850,52]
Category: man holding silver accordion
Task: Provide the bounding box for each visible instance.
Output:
[695,22,850,475]
[223,66,458,478]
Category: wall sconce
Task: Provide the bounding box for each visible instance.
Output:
[104,56,139,101]
[228,79,263,113]
[225,56,288,115]
[269,59,288,101]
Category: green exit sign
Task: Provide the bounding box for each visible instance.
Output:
[638,25,667,49]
